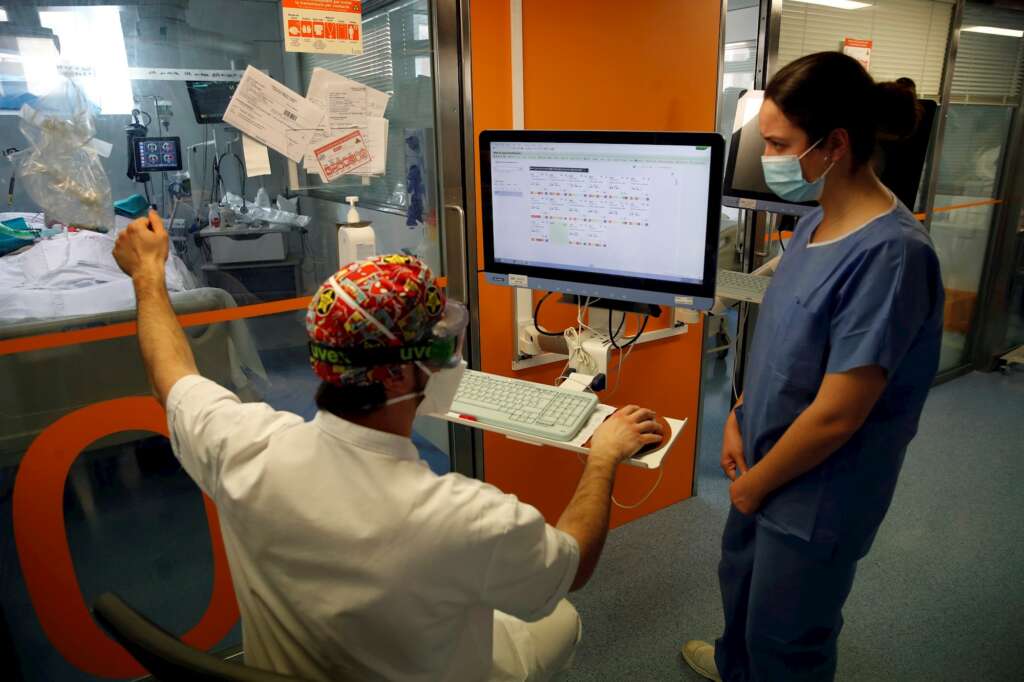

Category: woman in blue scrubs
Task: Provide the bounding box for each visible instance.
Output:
[682,52,945,681]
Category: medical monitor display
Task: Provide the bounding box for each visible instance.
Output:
[186,80,238,124]
[481,130,724,309]
[722,90,817,216]
[133,137,182,172]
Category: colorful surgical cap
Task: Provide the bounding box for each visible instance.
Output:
[306,254,446,386]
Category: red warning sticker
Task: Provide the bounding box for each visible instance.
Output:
[314,129,372,182]
[283,0,363,55]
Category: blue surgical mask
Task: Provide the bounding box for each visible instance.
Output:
[761,139,834,203]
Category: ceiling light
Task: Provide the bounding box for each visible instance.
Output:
[789,0,872,9]
[962,26,1024,38]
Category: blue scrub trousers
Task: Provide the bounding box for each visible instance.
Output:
[714,507,859,682]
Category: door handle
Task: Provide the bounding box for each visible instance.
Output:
[444,203,468,299]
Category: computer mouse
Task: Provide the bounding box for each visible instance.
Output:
[632,415,670,458]
[583,414,669,457]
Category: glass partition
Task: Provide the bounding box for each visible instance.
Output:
[928,1,1024,371]
[0,1,460,679]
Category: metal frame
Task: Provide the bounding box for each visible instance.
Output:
[969,80,1024,368]
[434,0,482,479]
[922,0,966,236]
[730,0,782,404]
[458,0,486,478]
[758,0,784,85]
[693,0,732,497]
[925,0,1024,374]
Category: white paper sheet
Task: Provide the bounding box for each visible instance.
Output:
[241,134,272,177]
[568,405,617,448]
[306,67,388,120]
[303,67,390,176]
[223,65,326,162]
[355,117,389,176]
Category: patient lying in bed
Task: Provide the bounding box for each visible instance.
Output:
[0,214,196,323]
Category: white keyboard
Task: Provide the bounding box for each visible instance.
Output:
[451,370,598,442]
[716,269,772,303]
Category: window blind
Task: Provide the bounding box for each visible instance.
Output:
[298,0,434,210]
[950,4,1024,104]
[777,0,955,98]
[301,13,395,96]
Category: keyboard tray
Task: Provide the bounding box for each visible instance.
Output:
[434,379,686,470]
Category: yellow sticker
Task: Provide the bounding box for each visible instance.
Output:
[425,287,443,316]
[316,288,337,316]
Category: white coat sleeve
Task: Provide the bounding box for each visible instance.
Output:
[480,495,580,622]
[165,375,302,497]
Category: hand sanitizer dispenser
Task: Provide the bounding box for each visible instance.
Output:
[337,195,376,265]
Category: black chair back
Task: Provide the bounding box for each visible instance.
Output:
[92,592,307,682]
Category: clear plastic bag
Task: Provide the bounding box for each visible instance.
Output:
[11,79,114,232]
[221,192,310,228]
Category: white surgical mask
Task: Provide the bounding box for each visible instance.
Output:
[415,361,467,417]
[761,138,835,203]
[382,361,466,416]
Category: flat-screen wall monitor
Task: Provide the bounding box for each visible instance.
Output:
[876,99,937,210]
[186,80,238,124]
[480,130,724,311]
[723,89,818,217]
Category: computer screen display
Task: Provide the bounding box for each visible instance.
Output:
[186,80,238,124]
[481,130,723,309]
[133,137,182,172]
[722,90,817,216]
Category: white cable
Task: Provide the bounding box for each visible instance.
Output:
[606,311,639,396]
[613,465,665,510]
[575,452,667,510]
[558,297,600,382]
[609,339,637,397]
[564,327,599,375]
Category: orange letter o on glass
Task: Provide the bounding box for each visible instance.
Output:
[13,397,239,678]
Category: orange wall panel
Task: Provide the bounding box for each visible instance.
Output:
[522,0,720,132]
[470,0,721,527]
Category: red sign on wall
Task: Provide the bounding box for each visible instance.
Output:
[283,0,363,55]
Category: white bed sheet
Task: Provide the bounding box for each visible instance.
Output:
[0,218,196,323]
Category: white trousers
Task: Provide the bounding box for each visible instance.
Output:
[491,599,582,682]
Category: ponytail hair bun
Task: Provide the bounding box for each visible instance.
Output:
[874,80,923,141]
[765,51,923,166]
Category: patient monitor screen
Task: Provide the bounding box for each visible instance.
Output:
[489,141,712,285]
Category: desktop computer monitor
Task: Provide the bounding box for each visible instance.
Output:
[480,130,724,310]
[722,89,818,217]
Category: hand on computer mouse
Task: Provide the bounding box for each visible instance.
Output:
[590,405,664,464]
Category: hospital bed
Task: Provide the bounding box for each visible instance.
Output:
[0,216,268,461]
